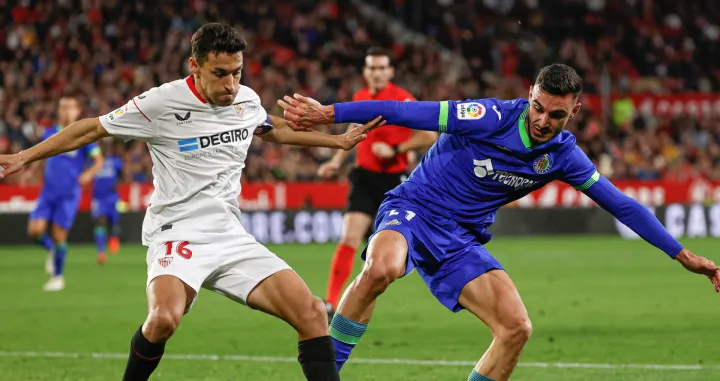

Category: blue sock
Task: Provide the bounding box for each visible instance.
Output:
[34,234,53,251]
[468,370,496,381]
[53,242,68,276]
[329,313,367,371]
[94,226,107,253]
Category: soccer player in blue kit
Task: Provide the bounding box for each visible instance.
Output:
[92,139,124,264]
[27,96,104,291]
[279,64,720,381]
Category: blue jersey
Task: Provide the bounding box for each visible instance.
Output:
[93,155,123,199]
[41,125,100,196]
[332,96,684,313]
[386,98,597,233]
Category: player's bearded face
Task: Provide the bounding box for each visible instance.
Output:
[526,86,581,144]
[191,52,243,106]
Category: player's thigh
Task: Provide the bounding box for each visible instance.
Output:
[458,269,531,334]
[244,268,324,328]
[145,238,219,312]
[363,230,408,280]
[146,274,197,318]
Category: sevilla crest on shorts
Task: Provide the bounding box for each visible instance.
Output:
[158,257,173,268]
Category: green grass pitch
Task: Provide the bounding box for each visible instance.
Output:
[0,237,718,380]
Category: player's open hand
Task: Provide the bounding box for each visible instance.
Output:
[0,153,26,179]
[675,249,720,292]
[337,116,386,151]
[278,94,335,130]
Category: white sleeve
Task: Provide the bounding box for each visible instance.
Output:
[99,88,166,142]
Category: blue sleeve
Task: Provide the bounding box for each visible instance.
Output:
[334,98,501,139]
[584,177,684,259]
[561,145,599,190]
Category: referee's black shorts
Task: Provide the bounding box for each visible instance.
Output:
[346,166,405,217]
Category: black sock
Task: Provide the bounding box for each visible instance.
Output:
[122,326,166,381]
[298,336,341,381]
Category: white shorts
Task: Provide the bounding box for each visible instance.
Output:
[145,222,290,308]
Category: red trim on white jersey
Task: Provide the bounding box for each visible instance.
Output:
[185,75,207,104]
[132,98,152,122]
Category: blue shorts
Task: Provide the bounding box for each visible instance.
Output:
[30,191,81,231]
[362,196,504,312]
[92,195,120,225]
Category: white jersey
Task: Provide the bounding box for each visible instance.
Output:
[99,76,273,245]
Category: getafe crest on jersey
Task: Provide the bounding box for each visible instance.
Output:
[532,153,553,174]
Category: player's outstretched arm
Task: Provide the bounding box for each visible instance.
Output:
[584,176,720,292]
[0,118,109,179]
[258,115,386,151]
[278,94,499,137]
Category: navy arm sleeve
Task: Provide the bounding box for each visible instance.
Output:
[334,99,501,139]
[561,145,683,259]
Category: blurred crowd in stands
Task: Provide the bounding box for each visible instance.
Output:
[1,0,719,185]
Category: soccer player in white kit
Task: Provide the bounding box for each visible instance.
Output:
[0,23,385,381]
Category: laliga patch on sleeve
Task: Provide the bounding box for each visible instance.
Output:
[106,104,129,121]
[457,102,486,120]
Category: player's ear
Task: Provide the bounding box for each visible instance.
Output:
[528,85,534,99]
[188,57,200,74]
[388,66,395,80]
[572,102,582,117]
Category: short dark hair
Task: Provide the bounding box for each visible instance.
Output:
[365,47,392,65]
[191,23,247,64]
[534,64,583,98]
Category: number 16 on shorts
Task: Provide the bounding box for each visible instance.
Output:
[158,241,193,267]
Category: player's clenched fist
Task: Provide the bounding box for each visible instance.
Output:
[0,153,27,179]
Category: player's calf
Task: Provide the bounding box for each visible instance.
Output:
[122,275,194,381]
[330,230,407,370]
[246,269,340,381]
[459,270,532,381]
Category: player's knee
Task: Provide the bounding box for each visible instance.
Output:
[293,297,329,335]
[360,260,403,294]
[27,225,42,239]
[143,308,182,342]
[497,317,533,348]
